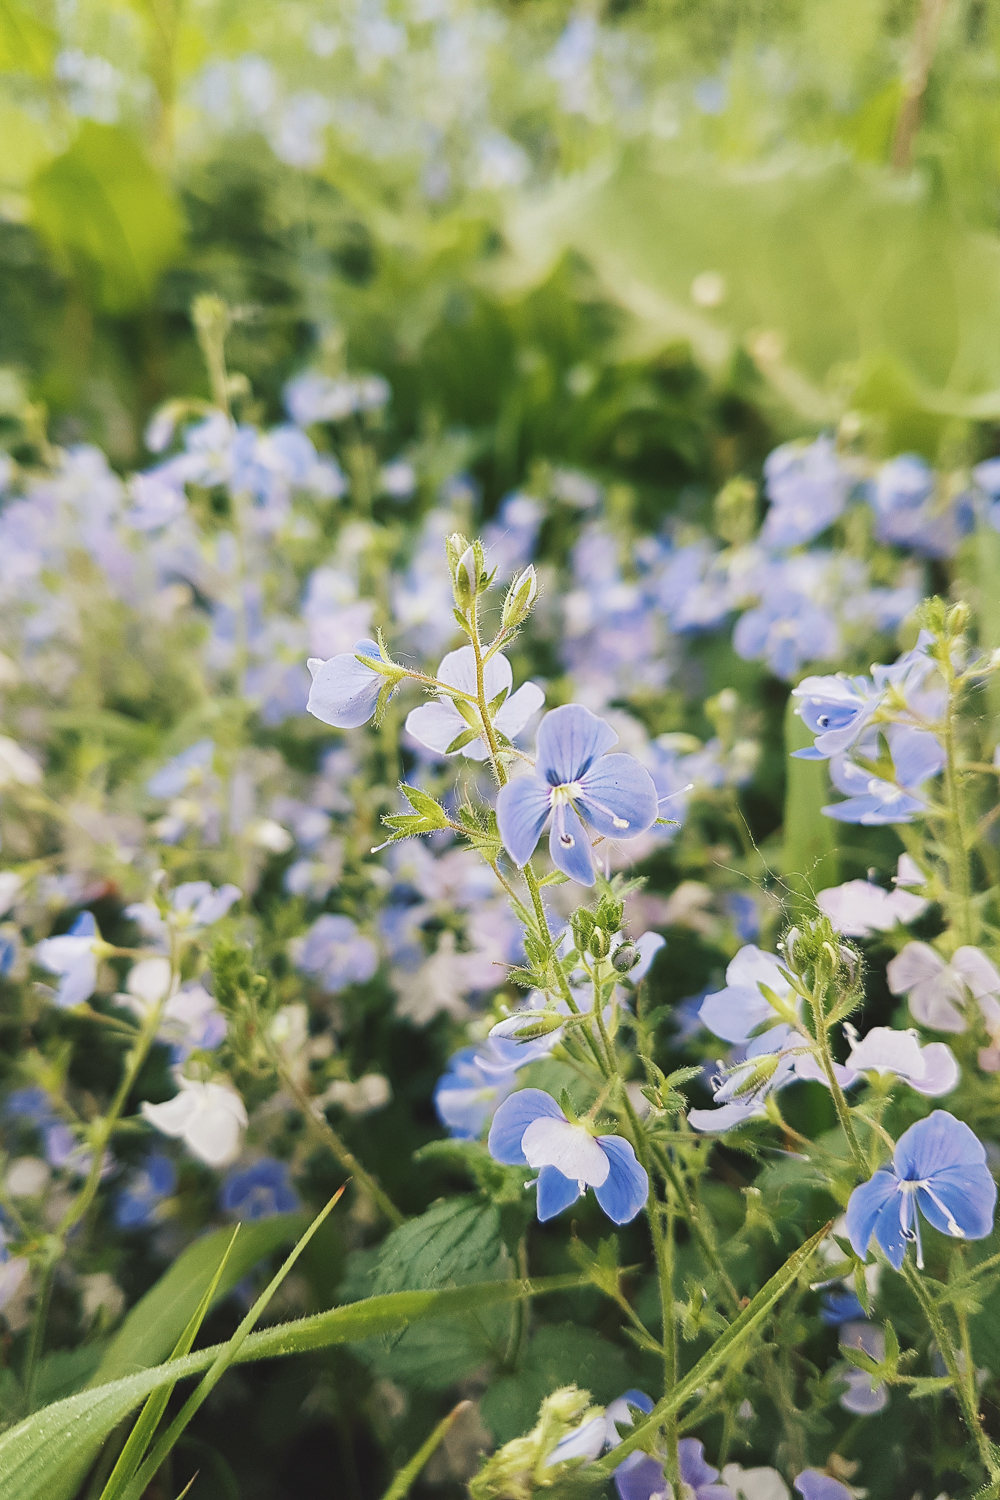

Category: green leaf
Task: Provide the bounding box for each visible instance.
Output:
[907,1375,954,1399]
[481,1325,634,1444]
[593,1221,831,1471]
[30,124,184,313]
[0,1275,585,1500]
[445,727,482,754]
[0,0,56,76]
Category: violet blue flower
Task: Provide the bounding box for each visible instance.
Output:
[306,640,385,728]
[837,1320,888,1415]
[872,454,973,559]
[172,882,241,927]
[488,1088,648,1224]
[846,1110,996,1270]
[794,1472,853,1500]
[817,873,927,937]
[887,942,1000,1034]
[791,674,883,761]
[495,705,658,886]
[546,1389,654,1467]
[820,1287,866,1325]
[146,739,215,799]
[821,753,929,826]
[113,1153,177,1230]
[615,1439,734,1500]
[220,1157,299,1220]
[404,647,544,761]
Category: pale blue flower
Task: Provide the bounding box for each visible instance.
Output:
[146,739,215,799]
[306,640,384,728]
[295,913,378,992]
[220,1157,299,1220]
[35,912,99,1009]
[872,454,973,559]
[495,705,658,886]
[733,593,839,680]
[794,1472,852,1500]
[434,1046,518,1139]
[822,753,929,825]
[846,1110,996,1270]
[488,1088,648,1224]
[792,674,883,760]
[761,436,853,549]
[172,882,241,926]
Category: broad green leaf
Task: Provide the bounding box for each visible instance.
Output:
[593,1222,830,1470]
[0,0,55,76]
[0,1274,584,1500]
[782,693,838,911]
[30,124,184,313]
[481,1324,634,1444]
[500,146,1000,434]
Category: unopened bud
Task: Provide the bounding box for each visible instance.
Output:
[502,565,538,630]
[612,941,640,974]
[453,545,478,608]
[588,926,611,959]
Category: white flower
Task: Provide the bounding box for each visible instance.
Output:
[127,957,174,1005]
[887,942,1000,1034]
[35,913,99,1009]
[171,881,241,927]
[720,1465,790,1500]
[6,1157,51,1197]
[0,736,42,787]
[318,1074,392,1117]
[844,1024,958,1097]
[0,872,21,915]
[141,1076,247,1167]
[817,863,927,938]
[404,647,544,761]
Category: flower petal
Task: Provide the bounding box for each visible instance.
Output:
[893,1109,988,1180]
[306,642,383,728]
[614,1454,668,1500]
[699,983,776,1045]
[793,1472,853,1500]
[405,700,468,755]
[910,1043,959,1097]
[495,775,552,867]
[952,946,1000,1000]
[593,1135,648,1223]
[886,941,946,995]
[604,1390,654,1448]
[845,1170,904,1268]
[522,1117,610,1186]
[536,1164,584,1220]
[545,1415,607,1466]
[487,1087,564,1165]
[575,754,659,840]
[536,703,618,785]
[494,680,545,739]
[688,1100,767,1133]
[916,1165,997,1241]
[679,1437,721,1490]
[436,646,512,701]
[549,799,597,885]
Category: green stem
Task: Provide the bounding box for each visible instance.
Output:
[268,1043,404,1228]
[941,669,974,944]
[808,993,866,1181]
[903,1259,1000,1482]
[22,1254,56,1411]
[380,1401,472,1500]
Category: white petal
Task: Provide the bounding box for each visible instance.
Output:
[141,1093,197,1139]
[952,946,1000,1000]
[521,1117,609,1186]
[846,1026,925,1079]
[910,1042,959,1096]
[127,957,173,1004]
[405,700,468,754]
[886,941,945,995]
[494,680,545,739]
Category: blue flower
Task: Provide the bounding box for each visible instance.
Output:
[791,674,883,761]
[822,752,930,826]
[547,1389,654,1467]
[3,1087,55,1127]
[219,1157,300,1221]
[820,1287,867,1325]
[761,436,853,549]
[434,1046,518,1140]
[114,1154,178,1230]
[306,640,385,729]
[487,1088,648,1224]
[794,1473,853,1500]
[404,647,544,762]
[495,705,658,886]
[846,1110,997,1271]
[872,454,973,559]
[294,913,378,992]
[733,593,839,680]
[615,1438,734,1500]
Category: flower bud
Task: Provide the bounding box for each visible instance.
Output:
[502,565,538,630]
[612,941,640,974]
[588,925,611,960]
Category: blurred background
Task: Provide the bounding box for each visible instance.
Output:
[5,0,1000,484]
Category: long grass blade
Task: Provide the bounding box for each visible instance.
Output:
[120,1186,346,1500]
[98,1226,241,1500]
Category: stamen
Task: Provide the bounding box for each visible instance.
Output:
[918,1181,965,1238]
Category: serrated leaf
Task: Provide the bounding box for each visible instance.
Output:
[906,1375,954,1399]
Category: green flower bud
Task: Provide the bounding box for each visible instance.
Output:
[612,941,639,974]
[588,925,611,959]
[502,565,538,629]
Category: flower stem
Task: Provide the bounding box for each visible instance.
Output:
[903,1258,1000,1482]
[808,990,866,1180]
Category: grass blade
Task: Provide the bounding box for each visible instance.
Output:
[380,1400,472,1500]
[120,1186,346,1500]
[98,1226,241,1500]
